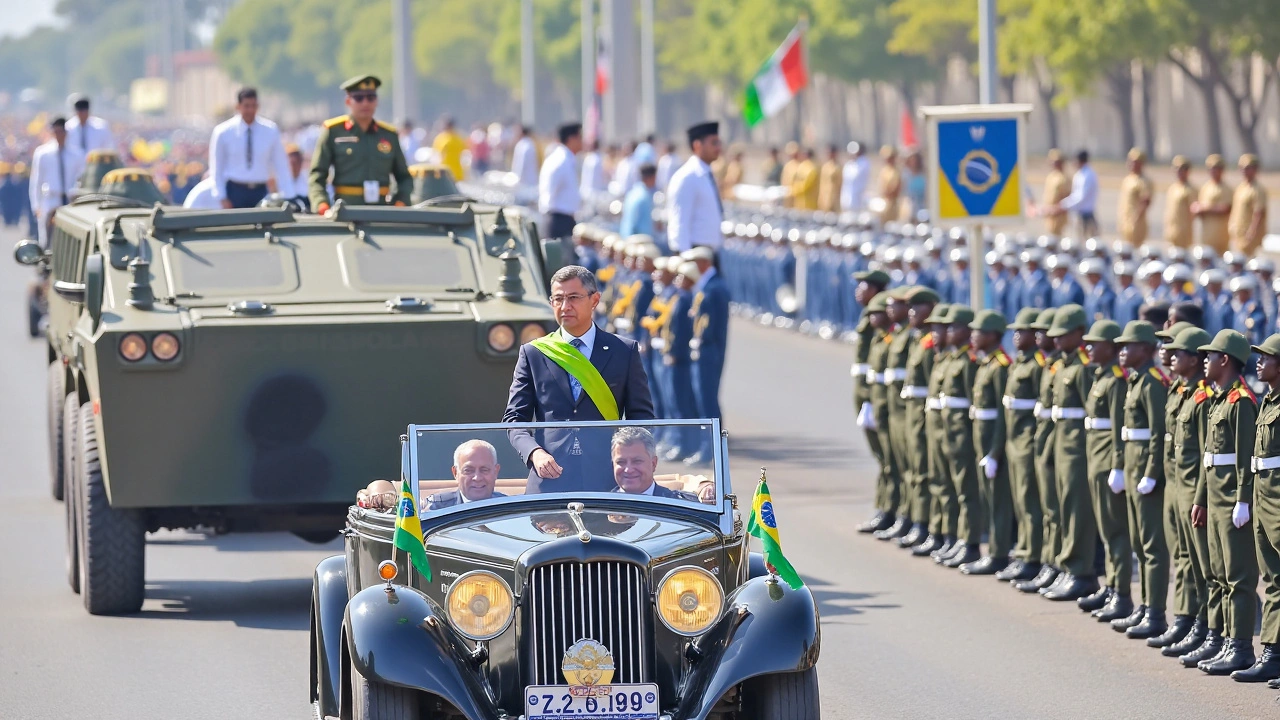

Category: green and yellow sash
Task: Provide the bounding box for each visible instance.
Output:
[529,333,620,420]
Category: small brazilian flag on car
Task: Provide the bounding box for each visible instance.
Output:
[746,474,803,590]
[394,479,432,581]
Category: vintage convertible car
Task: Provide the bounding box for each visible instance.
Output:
[310,419,821,720]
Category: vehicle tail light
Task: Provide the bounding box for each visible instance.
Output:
[519,322,547,345]
[150,332,180,361]
[119,333,147,362]
[487,324,516,352]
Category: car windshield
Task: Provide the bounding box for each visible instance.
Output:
[392,420,724,516]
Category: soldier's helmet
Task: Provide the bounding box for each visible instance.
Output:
[98,168,166,205]
[1058,236,1078,256]
[1164,246,1189,265]
[1137,244,1160,261]
[409,163,461,204]
[1192,245,1219,267]
[1223,250,1245,268]
[1137,259,1167,280]
[1020,247,1044,265]
[1230,274,1258,293]
[1083,237,1108,257]
[1200,268,1227,287]
[1078,258,1105,277]
[1111,240,1135,258]
[76,149,124,195]
[1247,257,1276,275]
[1113,260,1138,278]
[1045,253,1070,272]
[1162,263,1193,285]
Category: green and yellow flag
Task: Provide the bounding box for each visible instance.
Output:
[394,479,432,581]
[746,475,803,590]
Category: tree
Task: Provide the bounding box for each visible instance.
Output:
[489,0,583,117]
[214,0,327,103]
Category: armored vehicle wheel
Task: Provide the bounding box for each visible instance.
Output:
[742,667,820,720]
[293,530,340,545]
[78,402,146,615]
[351,658,419,720]
[48,362,65,501]
[64,394,81,593]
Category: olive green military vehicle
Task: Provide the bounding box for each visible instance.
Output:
[13,196,567,615]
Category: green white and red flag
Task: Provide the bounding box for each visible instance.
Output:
[742,24,808,128]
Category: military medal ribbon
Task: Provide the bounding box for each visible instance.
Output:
[746,472,804,590]
[393,479,432,581]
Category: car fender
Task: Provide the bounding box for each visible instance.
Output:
[344,582,500,719]
[747,551,769,579]
[673,576,821,720]
[310,555,347,718]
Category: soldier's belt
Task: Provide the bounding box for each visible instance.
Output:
[969,407,999,421]
[1204,452,1237,468]
[926,398,944,411]
[1033,402,1052,420]
[1252,456,1280,472]
[884,368,908,383]
[334,184,389,195]
[1051,406,1086,421]
[865,371,885,384]
[1002,396,1038,411]
[941,395,971,410]
[851,363,871,378]
[1084,417,1113,430]
[1121,427,1152,441]
[900,385,930,399]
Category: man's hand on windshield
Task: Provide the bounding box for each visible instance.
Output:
[531,448,563,479]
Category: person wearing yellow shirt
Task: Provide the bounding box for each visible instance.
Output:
[1229,154,1268,255]
[790,148,820,211]
[1117,148,1152,245]
[1164,155,1196,249]
[877,145,902,225]
[1192,154,1231,254]
[817,144,843,213]
[431,116,467,181]
[1041,149,1071,236]
[779,141,801,207]
[720,147,745,200]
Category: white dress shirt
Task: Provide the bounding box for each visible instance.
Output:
[278,170,308,201]
[656,152,678,191]
[539,144,581,216]
[666,156,723,251]
[65,115,115,154]
[559,323,597,360]
[29,140,87,214]
[209,114,291,200]
[182,177,220,209]
[580,151,608,197]
[840,156,871,212]
[512,136,540,187]
[1059,164,1098,214]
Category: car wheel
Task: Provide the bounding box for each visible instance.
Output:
[65,393,81,594]
[742,667,820,720]
[78,402,146,615]
[351,657,418,720]
[48,361,65,501]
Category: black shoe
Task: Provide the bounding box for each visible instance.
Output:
[1203,638,1256,675]
[911,534,941,556]
[931,536,957,562]
[897,523,925,548]
[1164,618,1207,657]
[1015,566,1057,593]
[937,537,967,563]
[1077,586,1112,613]
[1039,571,1072,596]
[960,555,1009,575]
[1183,631,1224,668]
[1095,592,1134,622]
[1112,604,1147,632]
[874,517,910,541]
[1268,676,1280,689]
[857,512,893,534]
[1044,574,1099,601]
[1126,609,1168,640]
[1232,644,1280,682]
[994,559,1025,581]
[944,543,981,568]
[1148,614,1194,649]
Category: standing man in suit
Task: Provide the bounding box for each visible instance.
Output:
[684,246,730,465]
[504,265,655,494]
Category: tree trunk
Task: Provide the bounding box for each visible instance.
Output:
[1139,63,1156,159]
[1000,75,1017,103]
[1166,36,1225,155]
[1034,64,1060,150]
[1104,65,1136,154]
[1211,54,1272,157]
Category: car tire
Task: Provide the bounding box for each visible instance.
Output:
[48,361,65,501]
[65,393,81,594]
[742,667,820,720]
[78,402,146,615]
[351,657,418,720]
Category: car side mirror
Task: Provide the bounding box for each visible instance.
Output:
[85,253,104,326]
[13,239,43,266]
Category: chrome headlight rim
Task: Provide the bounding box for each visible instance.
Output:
[655,564,725,637]
[445,569,515,641]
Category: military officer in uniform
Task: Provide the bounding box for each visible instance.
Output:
[901,288,942,553]
[309,75,412,214]
[1081,258,1115,325]
[964,310,1014,574]
[1017,309,1066,593]
[1041,149,1071,237]
[925,304,962,559]
[685,246,729,464]
[939,306,982,568]
[855,270,895,533]
[1164,156,1196,249]
[865,293,902,536]
[1241,335,1280,683]
[999,308,1046,582]
[1118,149,1153,246]
[1228,154,1268,255]
[877,146,902,225]
[879,287,916,542]
[1193,154,1232,254]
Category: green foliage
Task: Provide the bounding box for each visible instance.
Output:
[488,0,582,101]
[214,0,327,102]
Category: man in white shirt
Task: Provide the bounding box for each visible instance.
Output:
[398,119,420,163]
[656,142,679,192]
[29,117,86,247]
[511,125,540,188]
[278,143,310,210]
[840,141,871,213]
[610,140,638,197]
[208,87,292,208]
[538,122,583,239]
[1055,149,1099,238]
[666,121,724,252]
[182,174,220,209]
[579,140,608,200]
[65,95,115,155]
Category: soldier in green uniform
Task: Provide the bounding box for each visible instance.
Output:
[963,309,1014,574]
[939,306,982,568]
[1162,328,1216,658]
[1188,330,1258,674]
[1042,305,1100,601]
[900,287,942,552]
[1111,321,1172,637]
[925,304,961,560]
[1017,309,1065,593]
[309,75,413,214]
[1078,320,1134,620]
[878,287,916,542]
[855,270,895,533]
[999,308,1045,583]
[864,292,901,536]
[1237,335,1280,681]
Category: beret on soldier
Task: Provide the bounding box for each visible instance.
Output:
[1083,320,1122,343]
[1200,329,1252,364]
[341,75,381,92]
[1115,320,1159,345]
[1047,148,1063,162]
[1046,304,1087,337]
[1127,148,1146,163]
[1240,153,1260,169]
[1206,154,1225,169]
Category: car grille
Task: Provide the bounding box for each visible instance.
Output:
[525,561,649,686]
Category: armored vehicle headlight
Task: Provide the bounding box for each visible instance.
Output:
[119,333,148,362]
[151,332,180,361]
[487,324,516,352]
[656,566,724,636]
[446,570,514,640]
[519,322,548,345]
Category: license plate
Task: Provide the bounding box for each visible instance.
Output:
[524,683,659,719]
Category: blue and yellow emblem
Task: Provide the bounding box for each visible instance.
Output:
[935,117,1022,222]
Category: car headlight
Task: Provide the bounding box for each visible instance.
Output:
[519,322,547,345]
[119,333,147,362]
[151,332,180,361]
[446,570,514,640]
[656,566,723,636]
[487,323,516,352]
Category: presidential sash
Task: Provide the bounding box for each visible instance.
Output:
[529,334,621,421]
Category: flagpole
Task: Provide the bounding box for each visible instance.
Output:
[794,17,809,146]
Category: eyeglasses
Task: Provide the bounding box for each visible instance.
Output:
[549,293,590,306]
[350,92,377,103]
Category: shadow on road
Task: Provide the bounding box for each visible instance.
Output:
[146,531,342,553]
[728,433,856,470]
[138,577,312,630]
[805,578,900,624]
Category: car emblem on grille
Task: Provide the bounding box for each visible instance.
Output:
[561,639,615,686]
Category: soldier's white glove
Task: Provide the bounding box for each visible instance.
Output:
[1233,502,1251,528]
[1137,476,1157,495]
[1107,469,1125,494]
[980,456,998,479]
[856,402,877,429]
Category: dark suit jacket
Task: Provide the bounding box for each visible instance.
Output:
[504,325,655,493]
[613,484,699,502]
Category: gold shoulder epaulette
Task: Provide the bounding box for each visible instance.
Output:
[375,120,397,133]
[323,115,350,128]
[1112,365,1125,379]
[995,349,1011,366]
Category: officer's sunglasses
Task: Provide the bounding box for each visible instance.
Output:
[350,92,377,103]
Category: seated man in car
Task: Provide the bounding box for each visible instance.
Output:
[424,439,507,511]
[357,479,397,510]
[610,426,716,503]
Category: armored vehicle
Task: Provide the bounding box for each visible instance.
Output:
[311,419,821,720]
[14,196,565,615]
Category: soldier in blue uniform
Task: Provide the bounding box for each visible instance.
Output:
[1248,258,1277,333]
[1020,249,1052,311]
[1113,261,1144,326]
[1200,269,1234,338]
[1139,260,1169,306]
[643,258,678,428]
[925,239,953,301]
[1048,254,1085,307]
[948,247,971,305]
[1232,275,1268,347]
[986,251,1010,313]
[1162,264,1198,305]
[657,261,701,459]
[1080,258,1115,324]
[1002,253,1024,319]
[685,247,730,464]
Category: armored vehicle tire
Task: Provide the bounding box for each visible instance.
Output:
[293,530,340,545]
[48,362,65,501]
[742,667,820,720]
[64,393,81,594]
[78,402,146,615]
[351,658,419,720]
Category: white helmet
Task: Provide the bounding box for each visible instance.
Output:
[1078,258,1105,276]
[1230,274,1258,293]
[1138,259,1167,279]
[1162,263,1193,284]
[1113,260,1138,277]
[1248,257,1276,274]
[1199,268,1227,286]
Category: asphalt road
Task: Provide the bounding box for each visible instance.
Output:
[0,220,1276,720]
